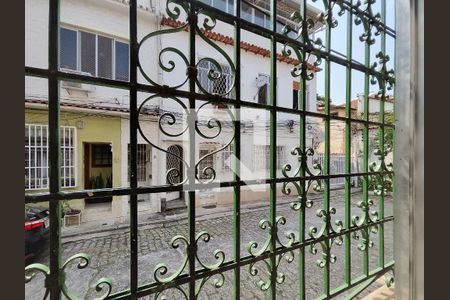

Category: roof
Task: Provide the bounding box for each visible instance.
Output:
[160,17,321,71]
[25,97,159,116]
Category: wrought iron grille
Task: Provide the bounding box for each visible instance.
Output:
[25,0,395,299]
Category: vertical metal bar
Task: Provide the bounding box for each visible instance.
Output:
[63,127,66,187]
[323,0,332,296]
[188,1,197,298]
[233,0,241,299]
[363,8,370,278]
[48,0,61,298]
[269,0,277,298]
[129,0,138,294]
[28,125,31,189]
[299,1,307,299]
[378,0,386,270]
[34,126,38,188]
[344,0,353,287]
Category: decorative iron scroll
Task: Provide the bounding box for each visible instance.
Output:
[25,253,112,300]
[281,147,323,210]
[153,231,225,283]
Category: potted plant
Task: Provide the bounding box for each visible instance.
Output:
[62,200,81,227]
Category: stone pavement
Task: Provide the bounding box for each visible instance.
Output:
[25,191,394,299]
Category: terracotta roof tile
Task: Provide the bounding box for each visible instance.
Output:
[160,17,321,71]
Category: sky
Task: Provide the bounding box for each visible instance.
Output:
[310,0,396,105]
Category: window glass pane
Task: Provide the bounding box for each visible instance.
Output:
[276,22,284,33]
[241,2,253,22]
[98,36,113,79]
[255,9,264,27]
[60,28,77,70]
[80,31,96,76]
[227,0,234,14]
[213,0,226,12]
[199,0,212,5]
[293,89,298,110]
[115,41,129,81]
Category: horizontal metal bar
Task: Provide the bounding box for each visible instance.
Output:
[25,67,395,129]
[25,170,393,203]
[105,217,394,299]
[317,262,395,300]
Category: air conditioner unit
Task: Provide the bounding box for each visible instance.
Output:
[256,74,269,87]
[60,68,96,93]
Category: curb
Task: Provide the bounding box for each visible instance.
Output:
[61,188,364,241]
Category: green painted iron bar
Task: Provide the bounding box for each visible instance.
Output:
[363,11,371,277]
[129,0,139,293]
[269,0,278,298]
[47,0,62,298]
[299,1,307,298]
[344,0,354,287]
[323,0,332,296]
[378,0,387,270]
[105,219,394,300]
[233,0,242,298]
[188,1,198,298]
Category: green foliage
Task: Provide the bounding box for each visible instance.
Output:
[90,173,112,189]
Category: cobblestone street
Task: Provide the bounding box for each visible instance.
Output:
[25,191,393,299]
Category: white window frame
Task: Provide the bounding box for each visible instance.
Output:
[127,144,151,183]
[252,145,286,171]
[199,146,217,179]
[221,143,233,172]
[202,0,234,14]
[25,124,77,190]
[197,58,233,98]
[60,26,129,81]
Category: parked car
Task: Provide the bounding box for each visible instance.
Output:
[25,206,50,260]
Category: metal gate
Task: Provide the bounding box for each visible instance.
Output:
[25,0,395,299]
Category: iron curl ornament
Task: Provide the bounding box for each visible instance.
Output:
[312,0,346,29]
[248,250,295,292]
[137,94,189,186]
[309,236,343,268]
[369,147,394,197]
[353,0,384,45]
[281,147,323,211]
[280,11,324,81]
[245,215,296,291]
[138,0,236,98]
[153,231,225,283]
[25,253,113,300]
[352,225,378,252]
[246,216,296,258]
[194,101,236,184]
[138,0,190,89]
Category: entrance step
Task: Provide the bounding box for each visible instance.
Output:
[164,199,187,214]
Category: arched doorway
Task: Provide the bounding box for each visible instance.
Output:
[166,145,184,203]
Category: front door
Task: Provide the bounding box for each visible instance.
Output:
[84,143,113,204]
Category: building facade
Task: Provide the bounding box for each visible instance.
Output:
[25,0,325,225]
